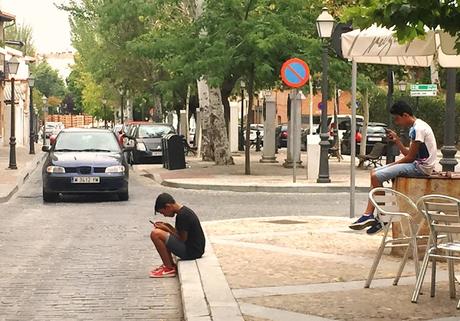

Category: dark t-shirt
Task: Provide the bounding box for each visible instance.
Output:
[175,206,205,259]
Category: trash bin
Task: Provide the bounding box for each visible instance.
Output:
[161,134,186,170]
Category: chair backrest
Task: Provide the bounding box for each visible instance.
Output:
[416,194,460,240]
[369,187,422,237]
[368,142,386,158]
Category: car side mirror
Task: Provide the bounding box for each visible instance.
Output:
[42,145,51,152]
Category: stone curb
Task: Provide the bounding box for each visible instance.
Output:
[177,229,244,321]
[157,176,369,194]
[0,152,46,203]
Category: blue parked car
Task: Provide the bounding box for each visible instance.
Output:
[41,128,131,202]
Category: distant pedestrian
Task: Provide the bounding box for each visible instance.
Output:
[149,193,206,278]
[349,100,437,234]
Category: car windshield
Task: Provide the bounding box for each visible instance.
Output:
[46,123,60,129]
[138,125,174,138]
[54,131,121,152]
[367,126,386,134]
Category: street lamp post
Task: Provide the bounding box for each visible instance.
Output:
[398,80,410,146]
[316,7,335,183]
[102,98,108,129]
[440,68,458,171]
[118,87,125,125]
[8,57,20,169]
[28,75,35,154]
[239,81,245,151]
[42,95,48,144]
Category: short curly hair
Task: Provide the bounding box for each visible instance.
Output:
[390,100,413,116]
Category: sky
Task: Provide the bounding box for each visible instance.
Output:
[1,0,74,54]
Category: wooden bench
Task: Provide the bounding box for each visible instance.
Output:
[391,173,460,256]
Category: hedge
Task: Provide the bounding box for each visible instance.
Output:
[367,89,460,147]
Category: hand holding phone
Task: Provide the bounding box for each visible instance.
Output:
[385,128,398,142]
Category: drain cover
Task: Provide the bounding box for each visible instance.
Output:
[265,219,307,225]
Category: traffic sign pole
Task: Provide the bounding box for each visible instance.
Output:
[280,58,310,183]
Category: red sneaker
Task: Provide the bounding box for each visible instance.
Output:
[149,266,176,278]
[150,264,165,273]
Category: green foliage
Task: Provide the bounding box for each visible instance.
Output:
[368,89,460,146]
[61,0,383,123]
[34,62,66,98]
[61,0,162,118]
[4,23,36,57]
[66,69,84,114]
[342,0,460,52]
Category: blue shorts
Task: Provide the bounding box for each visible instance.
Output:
[374,162,428,183]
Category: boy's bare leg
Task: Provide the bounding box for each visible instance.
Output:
[363,169,383,215]
[150,228,174,268]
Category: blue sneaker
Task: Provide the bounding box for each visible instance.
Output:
[349,214,375,230]
[366,221,388,235]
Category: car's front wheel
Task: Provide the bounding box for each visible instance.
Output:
[118,191,129,201]
[43,189,59,202]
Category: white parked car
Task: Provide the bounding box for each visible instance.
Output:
[243,124,264,145]
[43,122,64,138]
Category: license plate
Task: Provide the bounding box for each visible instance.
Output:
[368,137,382,142]
[151,151,162,156]
[72,177,100,184]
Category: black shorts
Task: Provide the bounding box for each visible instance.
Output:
[165,233,187,259]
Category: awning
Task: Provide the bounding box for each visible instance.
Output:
[3,82,25,103]
[341,26,460,68]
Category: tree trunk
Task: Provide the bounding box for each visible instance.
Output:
[197,78,213,161]
[222,93,231,135]
[221,75,238,135]
[193,0,233,165]
[245,64,255,175]
[208,87,234,165]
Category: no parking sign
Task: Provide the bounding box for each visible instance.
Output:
[280,58,310,88]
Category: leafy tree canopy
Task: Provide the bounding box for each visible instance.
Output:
[4,23,36,57]
[342,0,460,52]
[34,61,66,98]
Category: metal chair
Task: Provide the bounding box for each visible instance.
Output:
[365,187,428,288]
[411,194,460,308]
[358,142,386,168]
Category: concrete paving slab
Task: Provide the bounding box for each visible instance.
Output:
[177,260,210,321]
[139,150,373,194]
[240,303,334,321]
[178,230,244,321]
[200,216,460,321]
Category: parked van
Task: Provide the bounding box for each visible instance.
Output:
[327,115,364,140]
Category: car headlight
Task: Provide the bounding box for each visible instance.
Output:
[105,165,125,173]
[136,142,147,151]
[46,166,65,173]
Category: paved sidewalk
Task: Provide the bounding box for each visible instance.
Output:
[180,216,460,321]
[140,149,373,193]
[0,144,45,202]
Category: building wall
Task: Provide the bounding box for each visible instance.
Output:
[36,51,75,80]
[274,89,353,125]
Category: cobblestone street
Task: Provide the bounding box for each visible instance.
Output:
[0,167,182,321]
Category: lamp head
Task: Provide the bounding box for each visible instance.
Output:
[398,80,407,91]
[316,7,335,39]
[8,56,20,76]
[28,74,35,88]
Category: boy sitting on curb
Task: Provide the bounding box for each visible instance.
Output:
[149,193,206,278]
